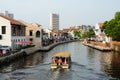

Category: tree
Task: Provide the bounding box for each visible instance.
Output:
[73,28,95,38]
[81,32,88,38]
[115,12,120,21]
[74,30,81,38]
[86,28,95,38]
[104,12,120,41]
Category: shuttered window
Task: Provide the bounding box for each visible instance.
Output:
[2,26,6,34]
[29,30,33,36]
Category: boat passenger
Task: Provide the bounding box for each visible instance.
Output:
[57,58,62,65]
[52,57,56,63]
[62,57,65,63]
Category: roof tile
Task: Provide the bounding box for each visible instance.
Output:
[0,15,22,25]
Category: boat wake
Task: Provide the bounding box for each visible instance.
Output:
[71,61,86,67]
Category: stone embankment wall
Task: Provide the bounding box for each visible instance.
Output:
[110,42,120,52]
[0,51,27,66]
[84,41,120,52]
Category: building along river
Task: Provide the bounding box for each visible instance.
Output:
[0,41,120,80]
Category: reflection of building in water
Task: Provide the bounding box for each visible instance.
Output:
[0,53,43,72]
[24,53,43,67]
[100,53,112,70]
[86,48,102,71]
[100,52,120,78]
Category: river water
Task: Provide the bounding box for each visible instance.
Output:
[0,41,120,80]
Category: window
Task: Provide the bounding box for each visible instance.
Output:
[12,26,16,36]
[18,39,20,42]
[0,35,2,39]
[2,26,6,34]
[29,30,33,36]
[36,31,40,37]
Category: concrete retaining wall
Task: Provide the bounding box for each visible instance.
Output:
[110,43,120,52]
[0,51,27,66]
[84,43,111,51]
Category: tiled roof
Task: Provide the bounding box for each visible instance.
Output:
[62,27,80,32]
[0,15,23,25]
[98,23,104,28]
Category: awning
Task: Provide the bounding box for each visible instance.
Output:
[16,41,31,45]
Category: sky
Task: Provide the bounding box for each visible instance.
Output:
[0,0,120,29]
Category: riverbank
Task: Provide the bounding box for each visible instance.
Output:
[110,41,120,52]
[0,40,78,66]
[83,41,120,52]
[83,41,112,51]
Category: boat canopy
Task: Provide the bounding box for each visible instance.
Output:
[53,52,70,57]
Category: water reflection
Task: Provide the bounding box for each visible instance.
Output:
[86,47,102,72]
[87,47,120,79]
[101,51,120,78]
[0,52,43,73]
[23,53,43,67]
[50,69,71,80]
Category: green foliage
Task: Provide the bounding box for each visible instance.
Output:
[74,30,81,38]
[73,29,95,38]
[86,28,95,38]
[104,12,120,41]
[82,32,88,38]
[115,12,120,20]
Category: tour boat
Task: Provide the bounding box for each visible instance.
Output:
[51,52,71,69]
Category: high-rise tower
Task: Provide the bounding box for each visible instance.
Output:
[50,13,59,32]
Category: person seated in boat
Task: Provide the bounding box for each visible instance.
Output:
[62,57,65,63]
[65,57,68,64]
[54,57,59,63]
[57,57,62,65]
[52,57,57,63]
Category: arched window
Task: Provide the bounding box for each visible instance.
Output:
[36,31,40,37]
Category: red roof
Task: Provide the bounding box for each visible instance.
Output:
[62,27,80,32]
[98,23,104,28]
[0,15,23,25]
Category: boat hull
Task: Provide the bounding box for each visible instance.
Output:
[51,63,70,69]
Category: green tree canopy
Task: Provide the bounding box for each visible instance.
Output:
[104,12,120,41]
[73,28,95,38]
[74,30,81,38]
[86,28,95,38]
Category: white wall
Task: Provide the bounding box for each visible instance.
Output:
[0,17,27,50]
[0,17,12,47]
[68,31,74,38]
[50,13,59,31]
[44,28,51,38]
[11,36,27,49]
[94,23,101,36]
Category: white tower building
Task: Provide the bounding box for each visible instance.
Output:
[50,13,59,31]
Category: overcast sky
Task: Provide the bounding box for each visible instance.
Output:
[0,0,120,29]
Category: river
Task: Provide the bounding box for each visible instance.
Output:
[0,41,120,80]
